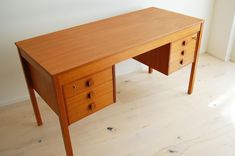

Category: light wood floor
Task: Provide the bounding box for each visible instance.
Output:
[1,54,235,156]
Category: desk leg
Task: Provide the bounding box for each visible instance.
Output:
[148,67,153,74]
[54,79,74,156]
[59,116,73,156]
[188,24,203,94]
[112,65,116,102]
[188,63,197,94]
[28,83,43,126]
[18,51,43,126]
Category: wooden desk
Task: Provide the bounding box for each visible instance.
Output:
[15,7,203,156]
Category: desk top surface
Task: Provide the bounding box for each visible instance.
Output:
[16,7,203,75]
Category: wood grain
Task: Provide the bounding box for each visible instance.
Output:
[63,67,112,98]
[112,65,116,102]
[18,50,43,126]
[67,92,114,124]
[134,44,170,75]
[134,33,198,75]
[2,54,235,156]
[188,23,204,94]
[15,7,204,156]
[65,81,113,111]
[169,33,197,73]
[53,77,73,156]
[57,24,201,85]
[28,64,59,114]
[15,7,203,76]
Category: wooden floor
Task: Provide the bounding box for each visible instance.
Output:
[1,54,235,156]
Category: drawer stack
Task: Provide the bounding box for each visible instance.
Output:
[63,67,114,124]
[169,33,197,73]
[133,33,198,75]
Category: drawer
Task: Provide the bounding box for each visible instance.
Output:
[63,67,113,98]
[65,81,113,109]
[66,91,114,124]
[169,33,197,73]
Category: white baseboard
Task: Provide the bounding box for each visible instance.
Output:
[231,54,235,62]
[206,52,227,61]
[0,95,30,107]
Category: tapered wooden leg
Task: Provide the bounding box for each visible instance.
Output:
[59,116,73,156]
[18,49,42,126]
[148,67,153,74]
[28,87,43,126]
[112,65,116,102]
[188,23,204,95]
[188,62,197,94]
[53,77,74,156]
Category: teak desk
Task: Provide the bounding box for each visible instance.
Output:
[15,7,204,156]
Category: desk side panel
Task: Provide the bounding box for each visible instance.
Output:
[18,48,59,115]
[133,44,170,75]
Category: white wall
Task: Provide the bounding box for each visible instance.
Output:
[229,15,235,62]
[0,0,215,106]
[207,0,235,61]
[232,39,235,61]
[231,16,235,62]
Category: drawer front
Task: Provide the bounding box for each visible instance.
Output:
[67,91,114,124]
[63,67,113,98]
[169,33,197,73]
[65,81,113,109]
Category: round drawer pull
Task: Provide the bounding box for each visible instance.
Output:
[88,103,96,110]
[181,50,185,55]
[180,59,184,65]
[87,91,95,99]
[86,79,94,87]
[182,40,186,46]
[72,84,77,90]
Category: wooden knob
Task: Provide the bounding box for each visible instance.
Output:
[181,50,185,55]
[72,84,77,90]
[86,79,94,87]
[87,91,95,99]
[88,103,96,110]
[182,40,186,46]
[180,59,184,65]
